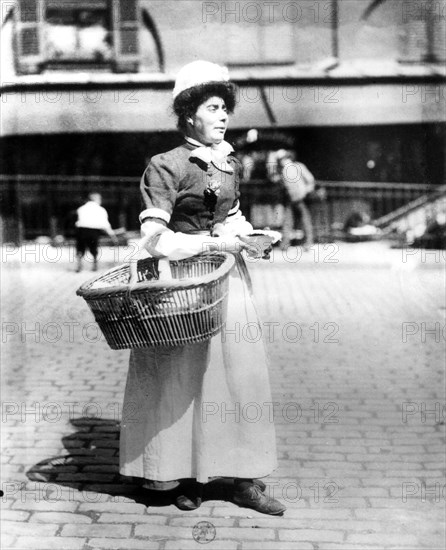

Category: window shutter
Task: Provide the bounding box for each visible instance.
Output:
[112,0,140,72]
[17,0,44,74]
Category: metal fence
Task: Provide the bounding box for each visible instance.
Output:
[237,180,434,241]
[0,175,434,244]
[0,175,141,244]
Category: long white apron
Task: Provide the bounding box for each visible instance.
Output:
[119,256,278,483]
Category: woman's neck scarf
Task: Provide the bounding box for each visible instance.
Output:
[185,136,234,173]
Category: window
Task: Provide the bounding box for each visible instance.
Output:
[45,1,113,64]
[16,0,140,74]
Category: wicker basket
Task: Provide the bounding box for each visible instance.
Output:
[76,252,235,349]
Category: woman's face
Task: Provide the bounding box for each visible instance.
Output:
[188,96,229,145]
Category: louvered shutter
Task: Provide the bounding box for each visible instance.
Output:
[112,0,140,72]
[17,0,44,74]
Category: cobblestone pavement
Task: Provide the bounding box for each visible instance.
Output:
[1,242,445,550]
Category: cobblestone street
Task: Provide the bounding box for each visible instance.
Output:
[1,241,445,550]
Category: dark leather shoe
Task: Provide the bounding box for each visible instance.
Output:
[253,479,266,492]
[233,483,286,515]
[175,494,202,511]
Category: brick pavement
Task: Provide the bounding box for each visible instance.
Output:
[1,241,445,549]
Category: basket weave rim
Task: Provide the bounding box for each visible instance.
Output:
[76,252,235,299]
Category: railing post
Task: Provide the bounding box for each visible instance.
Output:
[50,216,58,240]
[328,186,334,239]
[118,183,127,231]
[15,175,24,246]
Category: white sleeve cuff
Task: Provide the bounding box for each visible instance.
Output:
[227,200,240,217]
[139,208,171,224]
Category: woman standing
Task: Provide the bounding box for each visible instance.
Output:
[119,61,285,515]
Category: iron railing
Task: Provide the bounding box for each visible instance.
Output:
[0,175,435,244]
[240,179,434,241]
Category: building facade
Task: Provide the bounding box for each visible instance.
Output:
[1,0,445,238]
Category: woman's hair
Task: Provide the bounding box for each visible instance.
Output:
[173,81,237,133]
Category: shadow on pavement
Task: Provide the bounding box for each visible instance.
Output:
[26,417,235,508]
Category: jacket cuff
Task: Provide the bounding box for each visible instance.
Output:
[139,208,171,224]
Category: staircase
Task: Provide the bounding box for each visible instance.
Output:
[374,184,446,240]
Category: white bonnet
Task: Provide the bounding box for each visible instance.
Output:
[173,60,230,99]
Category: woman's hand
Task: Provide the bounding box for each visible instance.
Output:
[213,235,259,256]
[238,235,272,259]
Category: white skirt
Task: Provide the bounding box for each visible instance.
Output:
[119,256,278,483]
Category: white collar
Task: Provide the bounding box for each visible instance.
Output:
[185,136,234,173]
